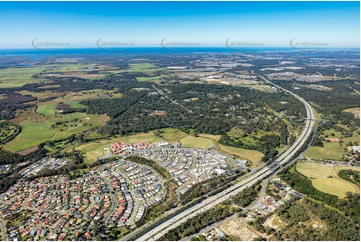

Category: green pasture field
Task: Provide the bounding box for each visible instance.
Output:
[0,66,48,88]
[306,127,359,160]
[157,128,188,143]
[36,104,57,116]
[312,178,358,197]
[180,135,216,149]
[136,76,162,83]
[296,160,360,197]
[4,112,109,152]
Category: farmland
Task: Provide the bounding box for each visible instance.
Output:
[107,63,163,76]
[180,135,216,149]
[218,145,264,166]
[296,161,360,197]
[129,64,164,83]
[0,62,129,88]
[306,127,360,160]
[136,76,162,83]
[155,128,188,143]
[36,63,120,80]
[306,142,345,160]
[296,162,333,178]
[180,132,264,165]
[0,63,100,88]
[4,111,109,152]
[312,178,358,197]
[128,63,163,74]
[36,104,57,116]
[0,66,48,88]
[2,88,124,152]
[43,63,96,73]
[34,89,122,116]
[35,89,123,105]
[18,90,63,101]
[189,130,264,165]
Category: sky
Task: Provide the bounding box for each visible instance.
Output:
[0,1,359,48]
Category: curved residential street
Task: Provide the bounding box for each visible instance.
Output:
[102,176,118,224]
[0,218,7,241]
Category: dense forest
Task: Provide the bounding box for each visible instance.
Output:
[160,204,235,241]
[338,169,360,185]
[0,92,36,119]
[180,173,243,205]
[231,183,262,207]
[271,79,359,115]
[0,146,47,166]
[272,198,360,241]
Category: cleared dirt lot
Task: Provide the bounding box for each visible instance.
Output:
[218,217,259,241]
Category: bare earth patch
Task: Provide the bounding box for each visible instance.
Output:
[18,146,38,156]
[324,137,340,142]
[218,217,258,241]
[11,115,26,123]
[264,214,284,230]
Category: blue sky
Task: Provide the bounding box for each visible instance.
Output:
[0,1,359,48]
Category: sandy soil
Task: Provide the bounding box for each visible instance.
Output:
[18,146,38,155]
[218,217,258,241]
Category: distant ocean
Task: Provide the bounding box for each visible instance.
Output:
[0,47,358,56]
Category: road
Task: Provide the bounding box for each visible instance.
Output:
[245,178,269,211]
[0,218,7,241]
[152,84,194,113]
[346,84,360,95]
[102,176,118,224]
[135,73,315,241]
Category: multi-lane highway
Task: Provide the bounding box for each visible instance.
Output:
[135,73,315,241]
